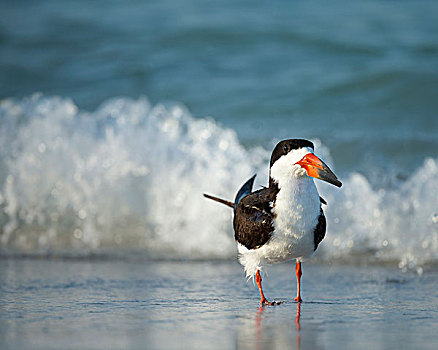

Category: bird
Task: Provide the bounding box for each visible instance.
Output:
[204,139,342,305]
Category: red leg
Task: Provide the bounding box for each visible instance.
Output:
[293,261,302,302]
[255,270,273,305]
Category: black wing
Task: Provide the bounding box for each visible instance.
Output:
[313,209,326,250]
[233,185,279,250]
[234,174,256,209]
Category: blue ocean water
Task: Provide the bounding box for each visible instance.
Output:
[0,0,437,269]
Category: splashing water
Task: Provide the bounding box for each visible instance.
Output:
[0,95,437,271]
[0,94,267,258]
[319,157,438,273]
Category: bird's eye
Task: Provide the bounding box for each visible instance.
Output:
[283,144,289,152]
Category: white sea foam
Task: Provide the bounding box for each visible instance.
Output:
[318,157,438,273]
[0,95,437,271]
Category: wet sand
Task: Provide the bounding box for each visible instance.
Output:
[1,259,437,349]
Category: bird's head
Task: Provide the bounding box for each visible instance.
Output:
[269,139,342,188]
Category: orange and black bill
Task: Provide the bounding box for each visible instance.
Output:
[295,153,342,187]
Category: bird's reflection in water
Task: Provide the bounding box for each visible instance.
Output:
[255,306,263,350]
[253,302,302,350]
[295,303,301,349]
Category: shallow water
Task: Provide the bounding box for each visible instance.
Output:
[1,259,437,349]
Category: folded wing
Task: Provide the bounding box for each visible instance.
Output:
[233,184,279,250]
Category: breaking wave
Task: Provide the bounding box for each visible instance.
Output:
[0,94,437,272]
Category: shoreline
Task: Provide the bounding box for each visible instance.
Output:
[1,259,437,349]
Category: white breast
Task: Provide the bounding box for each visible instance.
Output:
[267,175,320,262]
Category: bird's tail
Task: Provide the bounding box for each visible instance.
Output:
[203,175,257,210]
[203,193,234,208]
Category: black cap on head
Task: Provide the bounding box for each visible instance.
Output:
[270,139,314,167]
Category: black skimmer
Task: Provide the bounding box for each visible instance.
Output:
[204,139,342,305]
